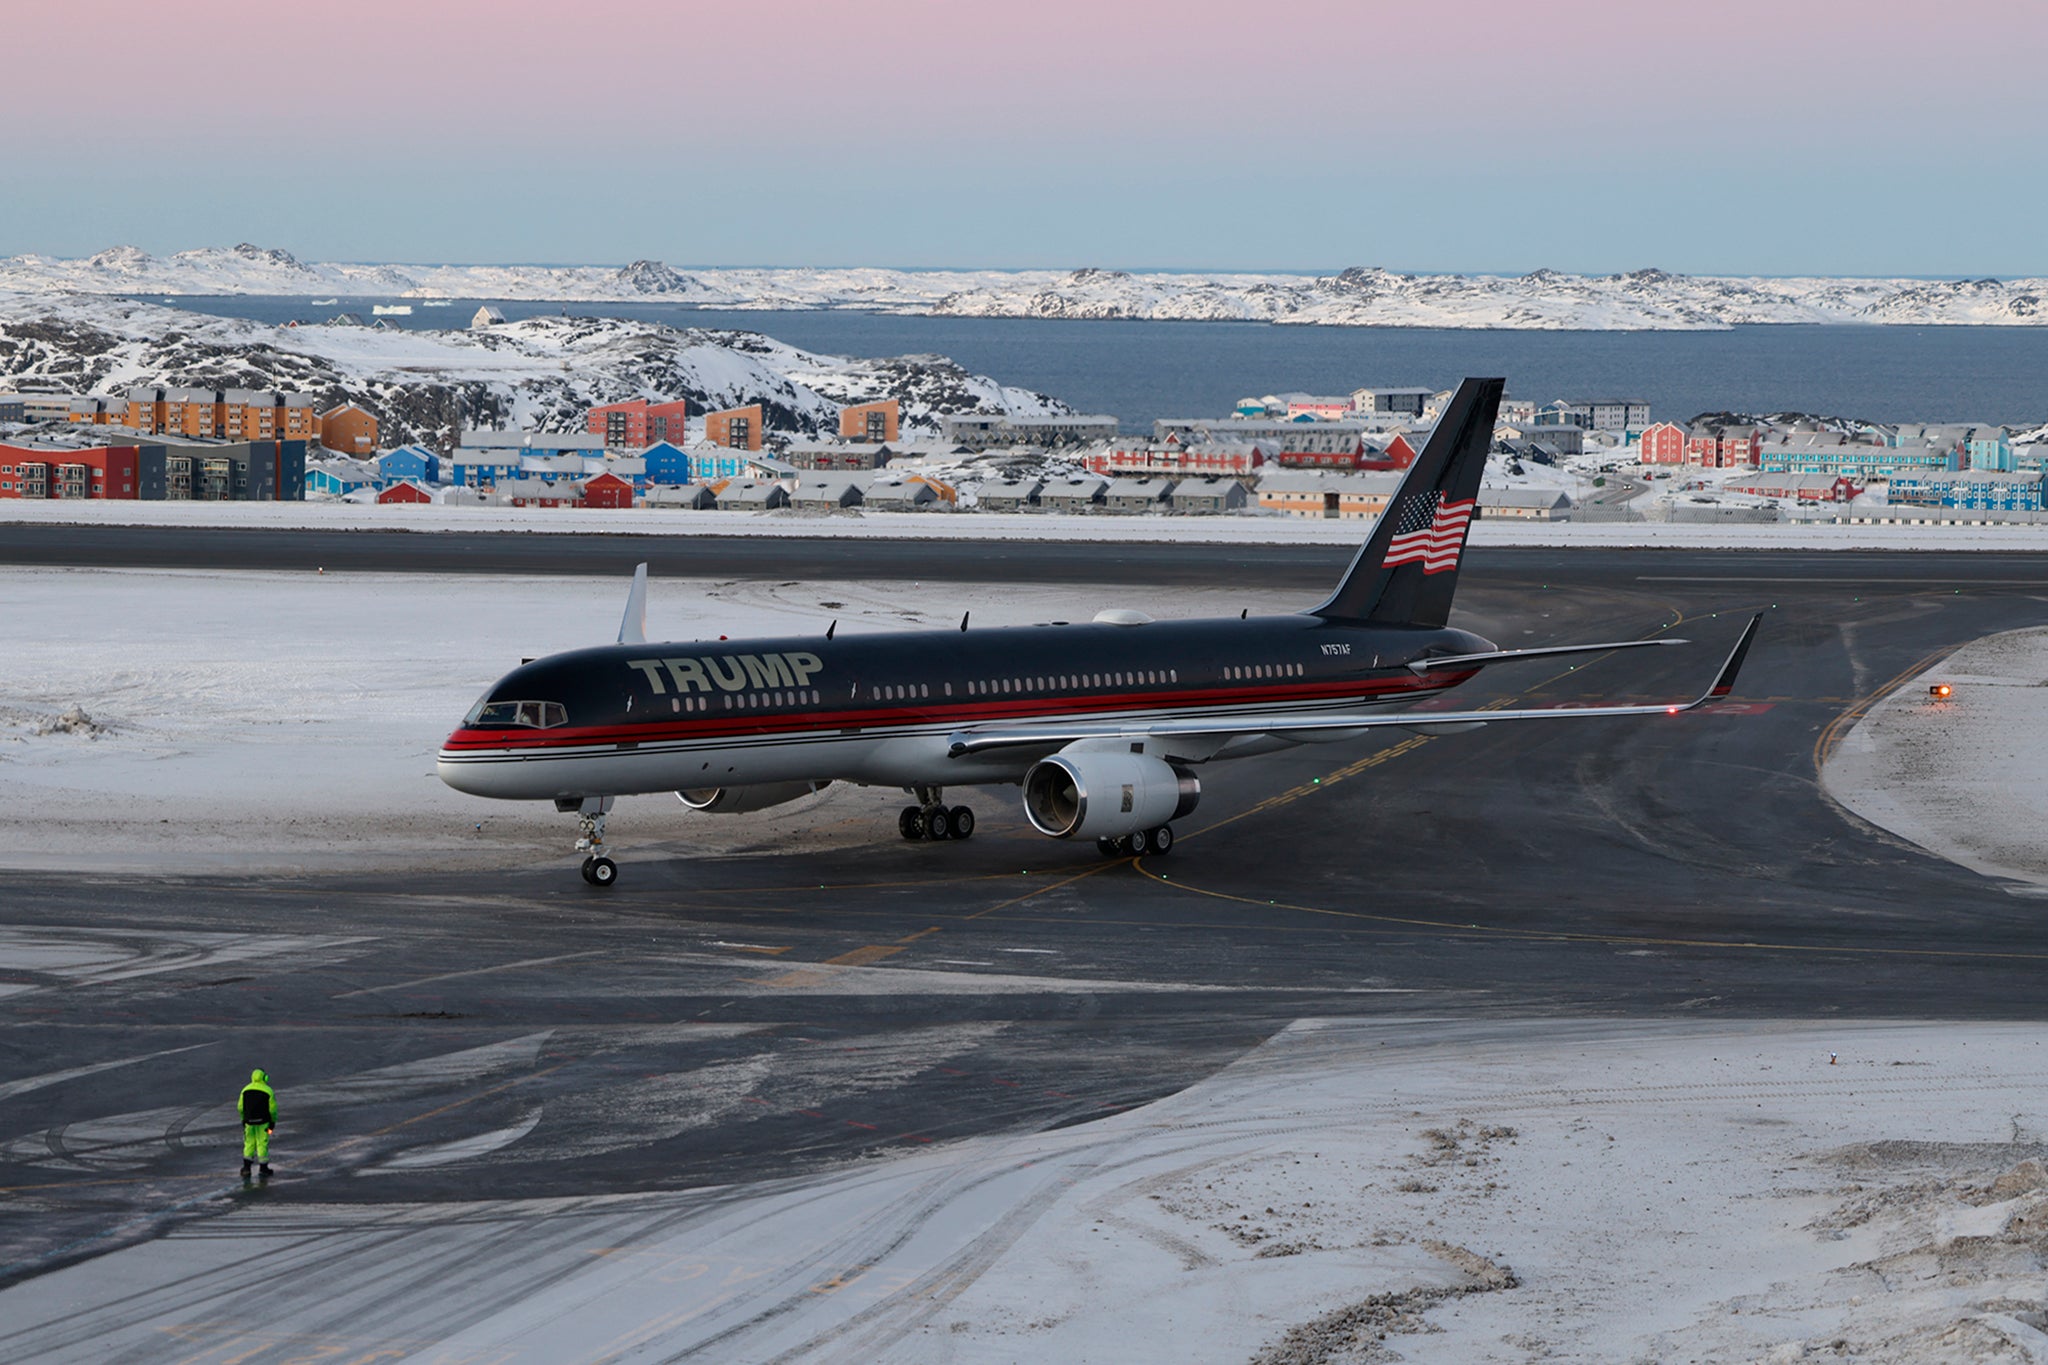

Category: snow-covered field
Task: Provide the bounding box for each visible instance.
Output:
[4,244,2045,328]
[14,493,2048,551]
[11,1015,2048,1362]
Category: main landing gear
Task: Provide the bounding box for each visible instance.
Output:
[1096,825,1174,858]
[567,796,618,887]
[899,786,975,842]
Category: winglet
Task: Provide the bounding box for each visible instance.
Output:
[617,563,649,645]
[1702,613,1762,701]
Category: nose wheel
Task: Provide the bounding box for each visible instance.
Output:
[571,798,618,887]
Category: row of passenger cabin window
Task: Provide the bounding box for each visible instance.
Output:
[668,689,822,713]
[965,670,1177,697]
[1223,663,1305,681]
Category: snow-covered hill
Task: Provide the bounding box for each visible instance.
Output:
[0,294,1067,447]
[2,247,2044,329]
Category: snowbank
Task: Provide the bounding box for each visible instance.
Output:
[1823,626,2048,891]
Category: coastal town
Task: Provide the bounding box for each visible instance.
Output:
[4,372,2045,529]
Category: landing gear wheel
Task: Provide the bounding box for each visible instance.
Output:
[1097,837,1124,858]
[580,856,595,883]
[1121,830,1149,856]
[584,856,617,887]
[949,806,975,840]
[899,807,925,841]
[1148,824,1173,855]
[925,806,953,840]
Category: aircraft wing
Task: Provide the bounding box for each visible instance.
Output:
[947,614,1760,759]
[1403,636,1684,674]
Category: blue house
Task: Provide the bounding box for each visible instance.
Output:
[1966,427,2013,473]
[306,460,375,496]
[688,442,754,482]
[641,440,692,486]
[1889,469,2042,511]
[377,444,440,487]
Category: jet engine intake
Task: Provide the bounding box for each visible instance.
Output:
[1023,749,1198,839]
[677,780,831,814]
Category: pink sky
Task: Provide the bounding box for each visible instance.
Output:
[8,0,2046,270]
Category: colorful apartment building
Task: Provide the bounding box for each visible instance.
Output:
[318,403,379,456]
[587,398,691,449]
[0,439,304,500]
[122,387,318,443]
[704,405,764,451]
[1636,421,1688,465]
[1686,424,1763,469]
[839,399,900,443]
[1083,436,1266,480]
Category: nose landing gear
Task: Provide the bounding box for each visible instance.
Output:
[899,787,975,842]
[567,796,618,887]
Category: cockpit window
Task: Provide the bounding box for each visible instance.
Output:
[464,698,568,729]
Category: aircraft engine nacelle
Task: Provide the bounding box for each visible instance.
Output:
[1023,748,1198,839]
[677,780,831,814]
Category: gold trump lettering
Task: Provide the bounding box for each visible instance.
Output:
[627,652,824,695]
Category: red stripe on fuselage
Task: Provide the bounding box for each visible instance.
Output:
[440,670,1478,753]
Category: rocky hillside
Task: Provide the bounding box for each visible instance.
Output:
[0,295,1068,448]
[4,245,2045,328]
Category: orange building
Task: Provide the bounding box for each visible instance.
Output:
[704,404,764,451]
[839,399,899,443]
[119,386,317,442]
[65,397,126,426]
[319,403,379,456]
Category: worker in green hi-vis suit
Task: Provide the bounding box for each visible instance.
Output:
[238,1068,276,1179]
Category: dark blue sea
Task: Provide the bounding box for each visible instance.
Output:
[158,296,2048,430]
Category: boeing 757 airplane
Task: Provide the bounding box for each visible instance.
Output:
[439,377,1759,885]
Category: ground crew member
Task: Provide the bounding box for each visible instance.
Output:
[238,1068,276,1179]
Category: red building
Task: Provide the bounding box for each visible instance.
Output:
[0,442,140,499]
[377,480,434,504]
[1273,438,1377,471]
[1357,434,1419,471]
[578,470,635,509]
[1637,421,1687,465]
[588,398,691,449]
[1084,435,1265,479]
[1686,424,1763,469]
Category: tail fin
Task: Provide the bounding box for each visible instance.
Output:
[1309,377,1504,626]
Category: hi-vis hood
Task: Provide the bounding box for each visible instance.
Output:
[250,1069,270,1085]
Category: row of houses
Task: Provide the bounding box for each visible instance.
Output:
[1639,419,2031,477]
[0,438,306,500]
[46,388,378,453]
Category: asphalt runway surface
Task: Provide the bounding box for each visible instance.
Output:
[5,532,2048,1320]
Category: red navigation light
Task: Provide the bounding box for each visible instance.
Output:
[1929,683,1953,700]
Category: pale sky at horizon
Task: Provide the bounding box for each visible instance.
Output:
[5,0,2045,275]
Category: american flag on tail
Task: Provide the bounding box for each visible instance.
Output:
[1381,492,1476,574]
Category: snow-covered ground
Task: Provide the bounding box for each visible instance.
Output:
[15,493,2048,551]
[1823,626,2048,892]
[4,245,2046,328]
[10,1015,2048,1362]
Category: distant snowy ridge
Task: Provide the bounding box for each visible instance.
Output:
[1,246,2044,328]
[0,293,1066,447]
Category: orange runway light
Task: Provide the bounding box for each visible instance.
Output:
[1929,683,1954,700]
